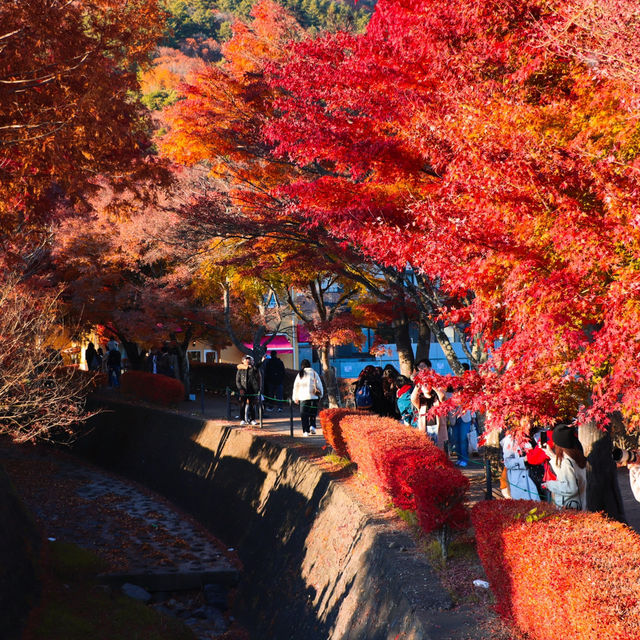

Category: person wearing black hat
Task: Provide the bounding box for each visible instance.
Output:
[542,423,587,510]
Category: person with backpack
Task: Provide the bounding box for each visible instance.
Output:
[264,350,286,412]
[395,376,415,426]
[353,365,382,412]
[292,359,323,436]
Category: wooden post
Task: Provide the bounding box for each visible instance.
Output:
[289,398,294,438]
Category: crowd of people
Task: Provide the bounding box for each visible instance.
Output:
[234,350,290,426]
[349,360,638,514]
[234,350,324,436]
[84,340,185,389]
[351,359,478,467]
[500,424,588,509]
[85,339,123,387]
[84,339,638,514]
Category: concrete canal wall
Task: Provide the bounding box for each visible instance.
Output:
[75,401,450,639]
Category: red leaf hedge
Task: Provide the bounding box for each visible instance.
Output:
[472,500,640,640]
[411,466,470,533]
[328,412,469,535]
[318,408,359,458]
[121,371,185,406]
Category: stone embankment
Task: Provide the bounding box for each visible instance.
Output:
[75,399,474,640]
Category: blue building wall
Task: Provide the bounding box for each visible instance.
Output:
[299,341,470,379]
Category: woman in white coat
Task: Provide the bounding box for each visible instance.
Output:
[292,359,324,437]
[501,433,541,501]
[543,423,587,510]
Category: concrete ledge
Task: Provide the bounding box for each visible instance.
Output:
[98,568,240,591]
[76,400,451,639]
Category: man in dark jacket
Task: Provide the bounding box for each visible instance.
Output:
[106,344,122,388]
[264,350,286,412]
[236,355,262,425]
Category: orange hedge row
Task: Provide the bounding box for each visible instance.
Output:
[323,411,469,534]
[121,371,185,406]
[472,500,640,640]
[318,408,360,458]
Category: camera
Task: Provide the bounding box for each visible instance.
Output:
[613,447,639,466]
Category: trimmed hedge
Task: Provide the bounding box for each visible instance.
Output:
[121,371,185,406]
[318,408,359,458]
[321,411,469,536]
[472,500,640,640]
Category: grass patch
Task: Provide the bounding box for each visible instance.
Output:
[324,453,354,469]
[24,541,195,640]
[395,507,419,529]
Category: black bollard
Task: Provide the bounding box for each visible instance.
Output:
[200,382,205,415]
[289,398,294,437]
[485,456,493,500]
[226,387,231,421]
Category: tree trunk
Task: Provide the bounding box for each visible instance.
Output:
[121,339,143,370]
[578,419,626,522]
[176,345,191,399]
[429,320,464,375]
[414,317,431,363]
[392,313,414,377]
[318,344,340,408]
[171,330,192,400]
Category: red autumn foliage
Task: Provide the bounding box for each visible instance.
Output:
[318,408,359,458]
[265,0,640,433]
[472,500,640,640]
[334,413,469,534]
[121,371,185,406]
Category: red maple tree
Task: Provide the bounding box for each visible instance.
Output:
[266,0,640,435]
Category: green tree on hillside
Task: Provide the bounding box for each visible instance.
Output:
[162,0,371,47]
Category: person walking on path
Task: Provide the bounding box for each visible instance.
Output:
[451,408,476,468]
[264,350,285,412]
[410,360,448,450]
[85,342,100,371]
[236,354,262,426]
[292,359,323,437]
[106,342,122,388]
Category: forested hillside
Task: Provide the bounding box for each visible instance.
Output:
[141,0,373,110]
[163,0,372,48]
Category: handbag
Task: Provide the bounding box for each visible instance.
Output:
[312,373,322,398]
[468,426,478,452]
